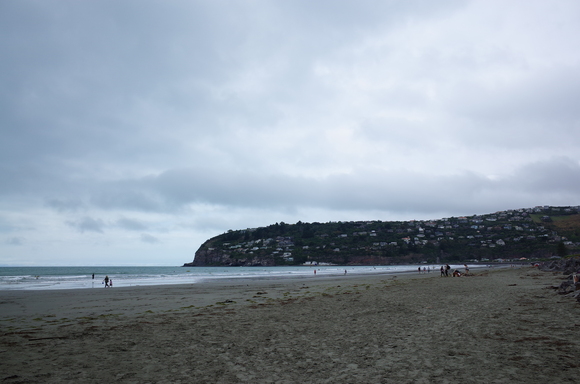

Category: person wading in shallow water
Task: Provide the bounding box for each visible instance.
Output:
[103,275,110,288]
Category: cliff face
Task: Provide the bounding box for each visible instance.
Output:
[183,245,276,267]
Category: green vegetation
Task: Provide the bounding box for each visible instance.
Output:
[189,205,580,266]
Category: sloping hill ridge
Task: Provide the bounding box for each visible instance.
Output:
[184,206,580,266]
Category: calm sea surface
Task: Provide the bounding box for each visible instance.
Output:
[0,264,475,291]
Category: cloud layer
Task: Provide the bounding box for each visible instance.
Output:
[1,0,579,265]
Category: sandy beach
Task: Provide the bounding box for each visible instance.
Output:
[1,267,579,383]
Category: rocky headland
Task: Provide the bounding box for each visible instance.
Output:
[185,205,580,267]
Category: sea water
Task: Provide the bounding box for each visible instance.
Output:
[0,264,477,290]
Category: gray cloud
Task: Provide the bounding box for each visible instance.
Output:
[1,0,580,265]
[140,233,160,244]
[46,198,85,213]
[6,237,24,246]
[116,217,149,231]
[67,217,105,234]
[506,157,580,194]
[80,156,580,218]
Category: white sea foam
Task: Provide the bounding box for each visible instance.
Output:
[0,264,491,290]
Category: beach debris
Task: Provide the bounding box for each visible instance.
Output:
[538,257,580,303]
[557,280,575,295]
[215,300,236,305]
[539,256,580,275]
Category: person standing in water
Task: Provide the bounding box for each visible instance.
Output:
[103,275,110,287]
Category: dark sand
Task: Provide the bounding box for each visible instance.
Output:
[1,267,579,383]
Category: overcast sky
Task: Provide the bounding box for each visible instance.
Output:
[2,1,580,266]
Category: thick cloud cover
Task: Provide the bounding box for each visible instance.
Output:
[1,0,579,265]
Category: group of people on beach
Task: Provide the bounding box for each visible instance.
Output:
[91,273,113,287]
[439,264,469,277]
[418,265,470,276]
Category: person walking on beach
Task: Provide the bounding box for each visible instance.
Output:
[440,266,445,277]
[103,275,110,287]
[464,264,469,275]
[445,264,450,277]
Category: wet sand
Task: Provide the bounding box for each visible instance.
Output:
[1,267,578,383]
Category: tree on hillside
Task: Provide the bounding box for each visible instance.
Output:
[557,241,568,257]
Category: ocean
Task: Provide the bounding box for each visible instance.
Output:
[0,264,472,290]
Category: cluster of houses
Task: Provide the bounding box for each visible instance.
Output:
[217,236,297,261]
[211,206,580,263]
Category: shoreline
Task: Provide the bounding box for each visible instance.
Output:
[0,263,500,291]
[2,266,578,383]
[0,268,432,322]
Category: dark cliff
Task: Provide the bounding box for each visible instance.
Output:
[184,240,276,267]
